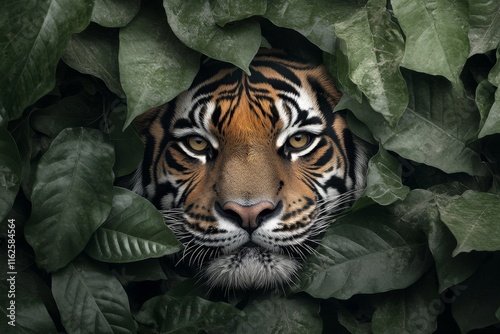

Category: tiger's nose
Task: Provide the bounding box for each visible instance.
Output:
[221,201,281,232]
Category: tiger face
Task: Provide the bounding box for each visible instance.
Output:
[133,50,368,290]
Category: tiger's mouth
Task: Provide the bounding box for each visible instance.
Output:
[203,245,301,290]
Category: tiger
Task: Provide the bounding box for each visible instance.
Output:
[132,49,369,291]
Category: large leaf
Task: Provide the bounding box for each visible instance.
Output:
[334,1,408,126]
[263,0,366,53]
[211,0,267,27]
[52,256,136,334]
[342,71,488,176]
[0,0,93,122]
[100,103,144,178]
[0,244,57,333]
[298,205,432,299]
[468,0,500,56]
[85,187,181,263]
[363,146,409,206]
[136,294,241,333]
[224,295,322,334]
[391,190,484,292]
[63,25,124,97]
[371,273,439,334]
[119,2,200,128]
[391,0,469,84]
[163,0,260,74]
[25,128,114,272]
[0,127,22,221]
[478,52,500,137]
[452,255,500,333]
[29,95,101,138]
[437,190,500,256]
[91,0,140,28]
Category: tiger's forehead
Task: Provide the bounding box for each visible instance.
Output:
[170,65,328,147]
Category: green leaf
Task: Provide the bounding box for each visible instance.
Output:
[490,47,500,86]
[85,187,181,263]
[63,25,124,97]
[437,190,500,256]
[0,127,22,221]
[109,259,168,284]
[0,270,58,333]
[0,0,94,122]
[452,255,500,333]
[371,273,439,334]
[163,0,260,74]
[25,128,114,272]
[0,242,57,333]
[343,71,488,176]
[211,0,267,27]
[468,0,500,56]
[91,0,140,28]
[334,2,408,126]
[479,87,500,138]
[223,295,322,334]
[119,2,200,128]
[136,294,242,333]
[100,102,144,178]
[391,0,469,84]
[29,95,101,138]
[391,190,484,292]
[363,146,409,206]
[263,0,366,53]
[52,256,136,334]
[298,205,432,299]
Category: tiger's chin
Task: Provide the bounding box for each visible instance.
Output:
[202,247,300,291]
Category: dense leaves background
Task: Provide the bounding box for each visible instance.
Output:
[1,0,499,333]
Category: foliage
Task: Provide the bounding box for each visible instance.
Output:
[1,0,500,333]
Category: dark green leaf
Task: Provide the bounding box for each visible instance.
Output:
[9,117,35,198]
[298,206,432,299]
[119,2,200,128]
[391,190,484,292]
[371,273,439,334]
[100,102,144,177]
[468,0,500,56]
[452,255,500,333]
[85,187,181,263]
[263,0,366,53]
[0,270,57,333]
[25,128,114,272]
[343,71,488,176]
[391,0,469,84]
[52,256,136,334]
[0,127,22,221]
[490,47,500,86]
[0,0,93,122]
[0,242,57,333]
[223,295,322,334]
[109,259,168,284]
[91,0,140,28]
[334,1,408,126]
[437,190,500,255]
[63,25,124,97]
[211,0,267,27]
[363,146,409,206]
[29,95,101,138]
[163,0,260,74]
[136,294,241,333]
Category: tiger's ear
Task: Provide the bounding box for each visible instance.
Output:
[132,104,168,139]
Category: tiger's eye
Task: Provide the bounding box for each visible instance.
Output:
[187,136,209,152]
[288,133,310,149]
